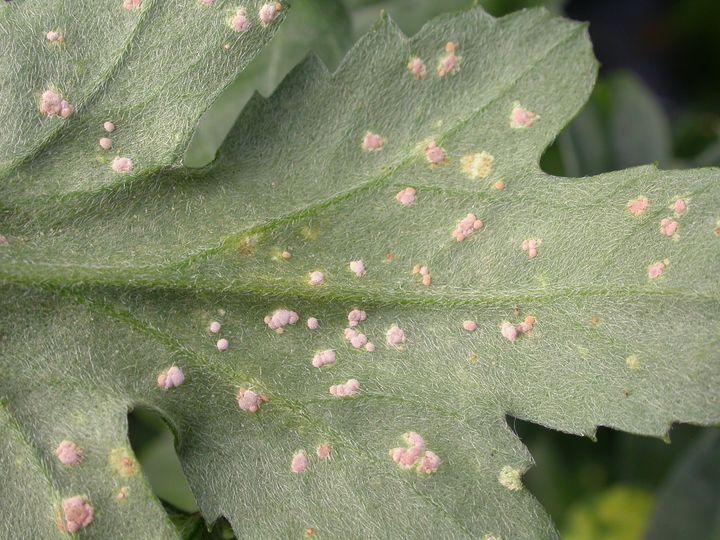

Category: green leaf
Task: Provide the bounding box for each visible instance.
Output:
[1,5,719,538]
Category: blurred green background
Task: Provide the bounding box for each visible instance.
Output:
[132,1,720,538]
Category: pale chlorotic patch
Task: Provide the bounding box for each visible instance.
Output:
[498,465,524,491]
[291,451,308,473]
[329,378,360,397]
[460,152,493,179]
[230,8,250,32]
[521,239,539,258]
[308,270,325,286]
[390,432,441,474]
[626,354,640,370]
[407,57,427,80]
[509,102,539,129]
[109,447,138,477]
[99,137,113,150]
[349,260,366,277]
[386,325,406,347]
[628,196,649,217]
[361,131,385,152]
[259,2,282,26]
[39,89,73,118]
[157,366,184,389]
[62,496,94,533]
[312,349,336,368]
[437,42,461,77]
[111,156,134,173]
[237,389,264,412]
[452,213,484,242]
[55,440,83,466]
[396,187,416,206]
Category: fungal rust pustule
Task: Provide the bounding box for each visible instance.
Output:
[673,198,687,215]
[99,137,113,150]
[230,8,249,32]
[157,366,184,389]
[264,309,299,332]
[111,156,134,173]
[660,218,678,237]
[498,465,524,491]
[46,31,63,43]
[510,102,539,129]
[216,338,229,351]
[349,260,366,277]
[407,57,427,79]
[390,432,441,474]
[521,239,539,258]
[308,271,325,286]
[648,260,667,279]
[425,141,446,166]
[316,444,331,460]
[362,131,385,151]
[329,378,360,397]
[347,309,367,327]
[437,41,461,77]
[453,213,484,242]
[110,448,138,477]
[55,440,83,466]
[62,496,94,533]
[306,317,319,330]
[396,187,416,206]
[386,325,406,347]
[291,451,308,473]
[259,2,282,26]
[103,121,115,133]
[628,196,649,217]
[237,389,263,412]
[463,320,477,332]
[209,321,221,333]
[39,89,73,118]
[312,349,336,368]
[122,0,142,10]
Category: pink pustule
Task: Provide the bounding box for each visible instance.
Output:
[215,338,229,351]
[347,309,367,327]
[425,142,446,166]
[437,42,460,77]
[344,328,368,349]
[316,444,332,460]
[673,198,687,215]
[259,3,282,26]
[453,213,484,242]
[281,250,292,260]
[510,102,539,129]
[386,325,406,347]
[0,235,8,247]
[463,320,477,332]
[521,239,539,258]
[517,316,535,334]
[396,187,416,206]
[350,260,366,277]
[648,261,666,280]
[55,440,83,466]
[103,121,115,133]
[417,451,442,474]
[157,366,185,389]
[501,322,518,342]
[264,309,299,331]
[111,156,134,173]
[209,321,221,334]
[312,350,336,368]
[362,131,385,152]
[291,451,308,474]
[62,496,94,533]
[660,218,678,237]
[237,389,263,412]
[46,31,63,43]
[122,0,142,10]
[306,317,319,330]
[230,9,250,32]
[308,271,325,286]
[99,137,112,150]
[329,378,360,397]
[39,90,73,118]
[628,197,649,217]
[364,342,375,352]
[407,57,427,80]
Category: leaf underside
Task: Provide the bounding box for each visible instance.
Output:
[0,3,719,539]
